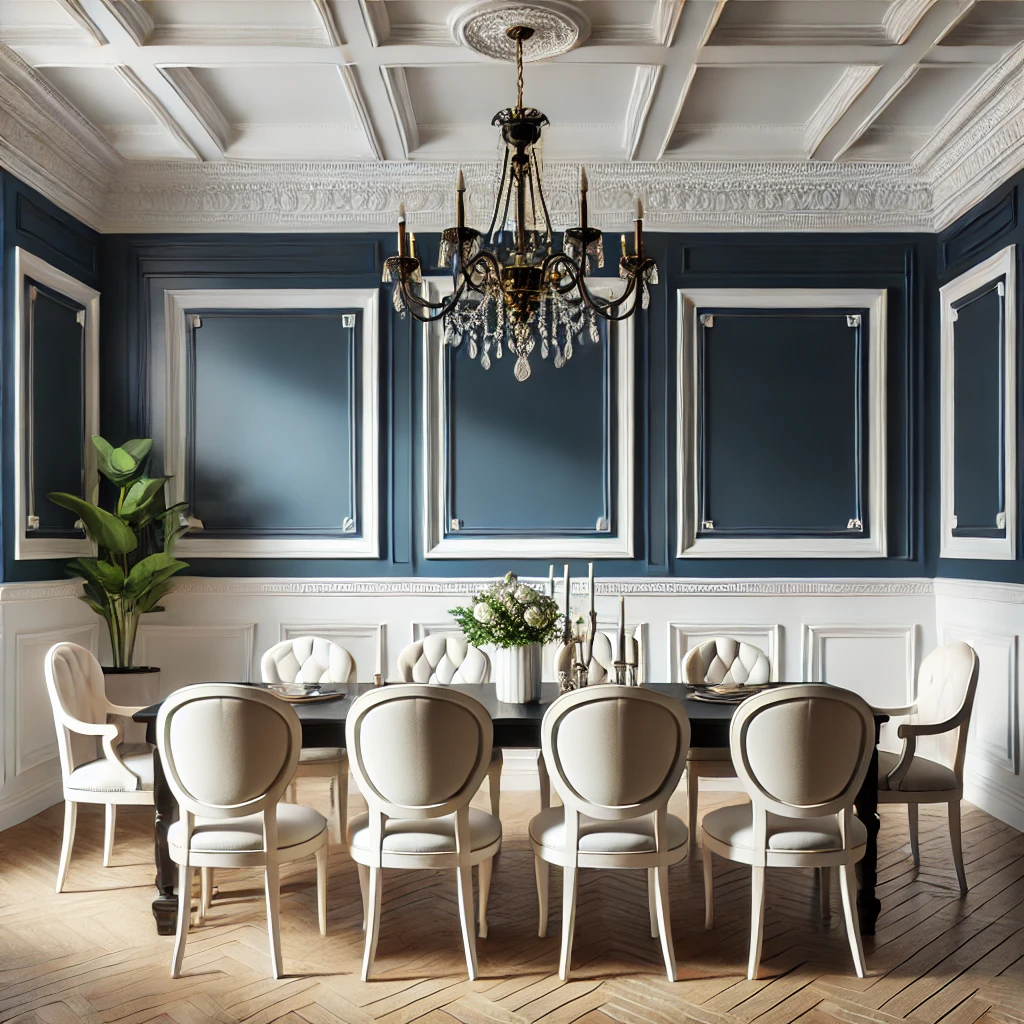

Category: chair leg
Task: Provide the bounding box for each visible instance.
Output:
[819,866,831,921]
[316,845,328,937]
[56,801,77,893]
[702,848,714,930]
[537,752,551,811]
[199,867,212,922]
[335,763,348,848]
[479,856,492,939]
[456,864,479,980]
[839,862,866,978]
[265,860,283,980]
[747,866,766,981]
[653,864,677,982]
[103,804,116,868]
[647,868,659,938]
[488,762,501,820]
[357,863,369,931]
[558,862,578,982]
[171,862,192,979]
[949,799,967,894]
[908,803,920,867]
[361,866,383,981]
[687,769,699,850]
[534,855,549,938]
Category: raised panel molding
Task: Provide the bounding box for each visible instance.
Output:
[134,624,255,693]
[161,288,380,559]
[280,622,386,680]
[668,623,782,683]
[943,625,1019,776]
[939,245,1017,561]
[15,623,98,775]
[677,288,888,559]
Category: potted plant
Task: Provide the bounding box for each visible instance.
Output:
[49,436,191,718]
[450,573,561,703]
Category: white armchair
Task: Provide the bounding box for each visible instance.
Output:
[681,637,771,848]
[261,636,354,844]
[157,684,328,979]
[345,684,501,981]
[702,685,874,980]
[397,636,503,817]
[529,685,690,981]
[45,642,155,892]
[875,641,980,893]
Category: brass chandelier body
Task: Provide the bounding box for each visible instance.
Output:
[383,25,658,382]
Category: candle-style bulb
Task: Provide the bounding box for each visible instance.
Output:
[580,166,589,193]
[620,233,628,257]
[456,167,465,191]
[398,202,406,224]
[635,197,644,221]
[409,232,417,260]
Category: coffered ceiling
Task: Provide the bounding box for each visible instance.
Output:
[0,0,1023,232]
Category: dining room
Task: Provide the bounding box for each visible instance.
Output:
[1,1,1024,1021]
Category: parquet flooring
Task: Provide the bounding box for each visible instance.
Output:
[1,787,1022,1024]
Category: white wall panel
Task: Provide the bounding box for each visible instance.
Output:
[134,623,255,696]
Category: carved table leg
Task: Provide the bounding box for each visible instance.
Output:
[854,720,883,936]
[152,746,179,935]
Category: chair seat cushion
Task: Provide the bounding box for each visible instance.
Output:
[347,808,501,855]
[687,748,733,763]
[168,803,327,853]
[529,807,688,855]
[702,803,867,852]
[67,752,154,793]
[299,747,346,764]
[878,750,958,793]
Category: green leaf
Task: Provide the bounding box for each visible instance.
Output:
[123,552,188,603]
[120,477,165,520]
[80,597,112,620]
[91,436,153,486]
[66,557,125,594]
[49,493,137,554]
[110,448,135,473]
[138,580,174,614]
[121,438,153,464]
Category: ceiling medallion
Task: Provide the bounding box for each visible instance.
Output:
[449,0,590,62]
[383,23,656,383]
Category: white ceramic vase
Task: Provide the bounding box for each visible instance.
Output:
[495,643,542,704]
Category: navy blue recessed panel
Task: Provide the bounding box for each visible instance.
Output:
[28,281,85,534]
[952,283,1005,536]
[447,331,610,535]
[187,310,358,536]
[699,310,866,535]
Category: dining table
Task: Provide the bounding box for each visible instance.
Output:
[134,683,887,938]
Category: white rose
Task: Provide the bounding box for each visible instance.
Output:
[524,605,547,628]
[473,602,493,623]
[515,584,534,604]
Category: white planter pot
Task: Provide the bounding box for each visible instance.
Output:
[495,644,542,704]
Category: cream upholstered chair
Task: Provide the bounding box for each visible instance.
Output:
[876,641,980,894]
[397,635,503,817]
[345,684,501,981]
[261,636,354,844]
[157,684,328,980]
[44,642,155,892]
[530,685,690,981]
[702,685,874,980]
[682,637,771,848]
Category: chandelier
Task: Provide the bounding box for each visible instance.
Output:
[382,24,658,382]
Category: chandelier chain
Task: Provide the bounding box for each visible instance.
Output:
[516,33,524,111]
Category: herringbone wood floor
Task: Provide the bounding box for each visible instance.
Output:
[1,786,1022,1024]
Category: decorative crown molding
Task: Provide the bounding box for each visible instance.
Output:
[449,0,591,62]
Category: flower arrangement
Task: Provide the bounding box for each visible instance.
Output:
[450,573,562,649]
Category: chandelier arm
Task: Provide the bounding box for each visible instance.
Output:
[456,250,501,292]
[531,147,554,242]
[485,148,511,241]
[542,253,647,322]
[397,278,467,321]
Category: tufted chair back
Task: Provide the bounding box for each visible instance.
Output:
[913,642,979,777]
[45,642,109,773]
[261,636,356,688]
[683,637,771,687]
[542,685,690,820]
[397,635,490,686]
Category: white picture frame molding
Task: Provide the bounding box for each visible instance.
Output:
[13,248,100,561]
[676,287,888,558]
[422,276,634,559]
[939,245,1017,561]
[162,288,380,558]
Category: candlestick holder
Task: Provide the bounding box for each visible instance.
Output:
[557,610,598,693]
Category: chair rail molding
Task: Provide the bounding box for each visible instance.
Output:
[13,247,99,561]
[161,287,380,558]
[421,277,634,559]
[939,245,1017,560]
[677,287,888,559]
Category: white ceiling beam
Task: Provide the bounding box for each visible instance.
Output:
[884,0,942,44]
[805,65,881,158]
[811,0,977,162]
[159,67,232,154]
[53,0,107,45]
[312,0,344,47]
[113,65,201,158]
[97,0,153,46]
[623,65,662,160]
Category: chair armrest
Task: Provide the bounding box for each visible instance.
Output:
[885,733,917,789]
[106,703,148,718]
[872,704,917,717]
[99,732,144,791]
[63,718,121,739]
[898,716,963,739]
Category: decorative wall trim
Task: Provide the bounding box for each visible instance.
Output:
[935,578,1024,605]
[13,248,100,562]
[134,623,256,683]
[162,288,380,559]
[668,622,782,683]
[0,580,83,602]
[422,277,634,559]
[940,245,1017,561]
[677,287,888,559]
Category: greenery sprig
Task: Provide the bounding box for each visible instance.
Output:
[450,572,562,649]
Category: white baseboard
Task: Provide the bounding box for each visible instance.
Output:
[0,777,63,832]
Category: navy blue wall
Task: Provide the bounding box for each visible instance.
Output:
[0,171,100,582]
[935,170,1024,583]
